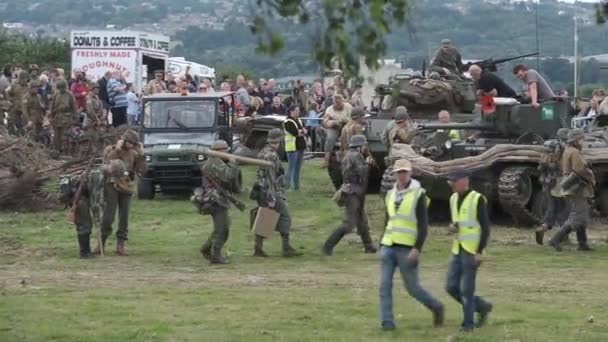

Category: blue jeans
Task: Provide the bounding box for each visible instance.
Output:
[445,249,491,330]
[286,150,304,190]
[379,245,442,325]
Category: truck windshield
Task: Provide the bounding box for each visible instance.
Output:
[143,100,216,129]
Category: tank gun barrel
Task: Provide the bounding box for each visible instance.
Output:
[417,123,493,131]
[462,52,539,72]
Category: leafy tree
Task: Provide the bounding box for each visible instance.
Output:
[251,0,411,77]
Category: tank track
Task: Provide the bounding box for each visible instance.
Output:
[380,166,396,195]
[498,166,540,226]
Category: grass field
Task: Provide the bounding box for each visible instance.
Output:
[1,161,608,341]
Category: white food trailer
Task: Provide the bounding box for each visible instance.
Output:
[70,30,170,93]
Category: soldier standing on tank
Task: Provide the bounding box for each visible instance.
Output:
[323,135,378,255]
[98,130,146,256]
[197,140,240,265]
[144,70,168,95]
[6,70,29,136]
[431,39,463,76]
[22,80,46,143]
[548,129,595,252]
[253,128,302,258]
[339,107,366,153]
[535,129,570,245]
[49,80,78,154]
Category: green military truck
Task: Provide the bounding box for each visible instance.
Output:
[138,92,242,199]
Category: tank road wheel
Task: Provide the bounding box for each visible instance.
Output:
[137,179,155,200]
[380,166,396,196]
[597,187,608,218]
[327,153,343,190]
[498,166,540,227]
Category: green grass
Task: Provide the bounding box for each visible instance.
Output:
[1,161,608,341]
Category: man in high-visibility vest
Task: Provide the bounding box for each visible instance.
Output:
[445,171,492,333]
[378,159,444,331]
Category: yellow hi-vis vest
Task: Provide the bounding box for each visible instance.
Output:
[283,117,302,152]
[381,187,428,247]
[450,191,483,255]
[437,129,462,140]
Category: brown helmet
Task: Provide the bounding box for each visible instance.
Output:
[55,79,68,90]
[210,140,229,151]
[121,129,140,145]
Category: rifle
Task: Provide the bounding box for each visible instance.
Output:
[205,175,246,212]
[67,157,96,224]
[462,52,539,73]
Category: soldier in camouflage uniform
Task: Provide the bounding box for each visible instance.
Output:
[535,129,569,245]
[6,70,29,136]
[252,128,302,257]
[388,109,416,147]
[22,80,47,144]
[339,107,366,153]
[82,83,107,156]
[549,129,595,252]
[59,163,108,259]
[431,39,463,76]
[49,80,78,154]
[99,130,146,256]
[195,140,240,265]
[323,134,377,255]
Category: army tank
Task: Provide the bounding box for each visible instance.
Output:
[379,97,608,225]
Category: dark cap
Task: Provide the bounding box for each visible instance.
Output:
[446,170,470,182]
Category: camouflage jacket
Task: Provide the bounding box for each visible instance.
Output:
[7,81,27,113]
[388,125,416,146]
[538,149,562,188]
[431,49,463,74]
[341,149,369,195]
[22,93,46,124]
[84,94,105,128]
[257,145,285,204]
[50,91,78,127]
[201,156,239,208]
[340,120,365,153]
[103,144,147,194]
[59,167,106,224]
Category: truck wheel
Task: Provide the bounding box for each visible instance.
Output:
[137,179,155,200]
[230,170,244,194]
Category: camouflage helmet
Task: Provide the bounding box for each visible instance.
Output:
[121,129,140,145]
[349,134,368,148]
[267,128,284,143]
[56,79,68,90]
[101,159,127,178]
[543,140,558,152]
[556,128,570,143]
[567,129,585,144]
[210,140,229,151]
[394,106,409,122]
[350,106,365,119]
[429,71,441,80]
[28,80,41,89]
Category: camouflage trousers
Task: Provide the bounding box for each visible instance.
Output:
[542,192,569,229]
[552,194,590,246]
[100,185,132,242]
[52,125,68,153]
[7,112,24,136]
[75,196,93,236]
[325,194,373,248]
[201,205,230,257]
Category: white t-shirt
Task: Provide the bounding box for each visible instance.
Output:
[126,92,138,116]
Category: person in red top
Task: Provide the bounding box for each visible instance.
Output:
[70,71,88,111]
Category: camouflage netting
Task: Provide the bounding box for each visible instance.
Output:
[0,125,130,211]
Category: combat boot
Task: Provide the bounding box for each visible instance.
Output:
[322,230,345,256]
[359,229,377,254]
[116,240,128,256]
[93,235,108,255]
[576,228,593,251]
[432,304,445,327]
[210,247,230,264]
[253,235,268,257]
[281,233,302,257]
[200,239,212,261]
[549,225,572,252]
[78,234,95,259]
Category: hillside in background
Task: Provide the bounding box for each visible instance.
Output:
[1,0,607,87]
